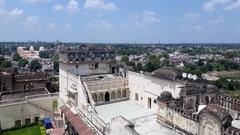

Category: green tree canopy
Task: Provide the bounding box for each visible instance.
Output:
[12,53,21,61]
[30,60,42,72]
[18,59,28,67]
[121,55,129,63]
[1,61,12,68]
[39,51,50,58]
[135,63,143,71]
[144,55,161,72]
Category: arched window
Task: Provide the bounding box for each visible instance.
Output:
[99,93,104,101]
[117,90,121,98]
[122,89,127,97]
[105,92,110,102]
[111,91,116,99]
[92,94,97,102]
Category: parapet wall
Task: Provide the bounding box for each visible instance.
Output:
[224,126,240,135]
[157,105,199,135]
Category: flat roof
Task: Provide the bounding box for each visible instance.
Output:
[82,74,126,83]
[95,101,152,122]
[131,115,180,135]
[95,101,179,135]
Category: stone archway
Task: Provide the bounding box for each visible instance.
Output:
[105,92,110,102]
[122,89,127,97]
[92,94,97,102]
[205,96,210,105]
[111,91,116,100]
[99,93,104,101]
[117,90,121,99]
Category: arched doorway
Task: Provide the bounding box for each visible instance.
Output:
[111,91,115,100]
[117,90,121,99]
[105,92,110,102]
[205,96,210,105]
[92,94,97,103]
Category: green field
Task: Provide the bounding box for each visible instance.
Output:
[2,125,41,135]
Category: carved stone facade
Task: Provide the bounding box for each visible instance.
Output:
[0,71,48,100]
[157,85,240,135]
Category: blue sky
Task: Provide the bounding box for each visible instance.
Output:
[0,0,240,43]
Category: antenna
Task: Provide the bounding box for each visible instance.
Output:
[182,72,187,78]
[188,73,193,79]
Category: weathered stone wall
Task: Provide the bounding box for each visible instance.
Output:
[0,96,57,130]
[198,113,221,135]
[157,103,199,135]
[13,81,46,91]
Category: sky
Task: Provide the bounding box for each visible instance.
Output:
[0,0,240,43]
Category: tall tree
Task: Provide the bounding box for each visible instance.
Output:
[1,61,12,68]
[30,60,42,72]
[12,53,21,61]
[18,59,28,67]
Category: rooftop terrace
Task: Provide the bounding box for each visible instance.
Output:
[95,101,179,135]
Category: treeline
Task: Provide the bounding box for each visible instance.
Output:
[121,55,171,72]
[184,59,240,75]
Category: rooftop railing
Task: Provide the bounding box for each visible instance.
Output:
[0,91,59,107]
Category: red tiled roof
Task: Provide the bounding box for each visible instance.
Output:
[60,105,97,135]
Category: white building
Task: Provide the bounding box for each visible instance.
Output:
[58,46,185,135]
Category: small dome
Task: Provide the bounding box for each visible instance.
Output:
[157,91,173,102]
[29,46,34,51]
[17,46,24,52]
[39,46,45,51]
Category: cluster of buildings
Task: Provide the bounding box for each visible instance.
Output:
[58,46,240,135]
[17,46,44,60]
[0,45,240,135]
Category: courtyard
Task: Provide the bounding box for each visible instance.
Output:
[1,124,42,135]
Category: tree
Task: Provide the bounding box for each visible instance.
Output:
[52,53,59,72]
[197,59,204,67]
[135,63,143,71]
[12,53,21,61]
[54,61,59,72]
[1,61,12,68]
[144,55,161,72]
[162,52,170,59]
[30,60,42,72]
[121,55,129,63]
[162,59,171,67]
[18,59,28,67]
[39,51,50,58]
[0,56,5,65]
[126,61,135,67]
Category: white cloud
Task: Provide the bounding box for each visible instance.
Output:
[193,25,203,32]
[224,0,240,10]
[53,4,64,11]
[203,0,240,11]
[47,22,55,28]
[0,8,23,17]
[132,11,160,26]
[0,0,5,7]
[84,0,117,11]
[64,24,71,29]
[10,8,23,16]
[87,19,113,30]
[183,12,200,22]
[208,14,225,24]
[24,15,40,28]
[179,24,204,32]
[142,11,160,23]
[22,0,49,3]
[67,0,79,13]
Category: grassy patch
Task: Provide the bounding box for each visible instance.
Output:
[229,91,240,99]
[2,125,41,135]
